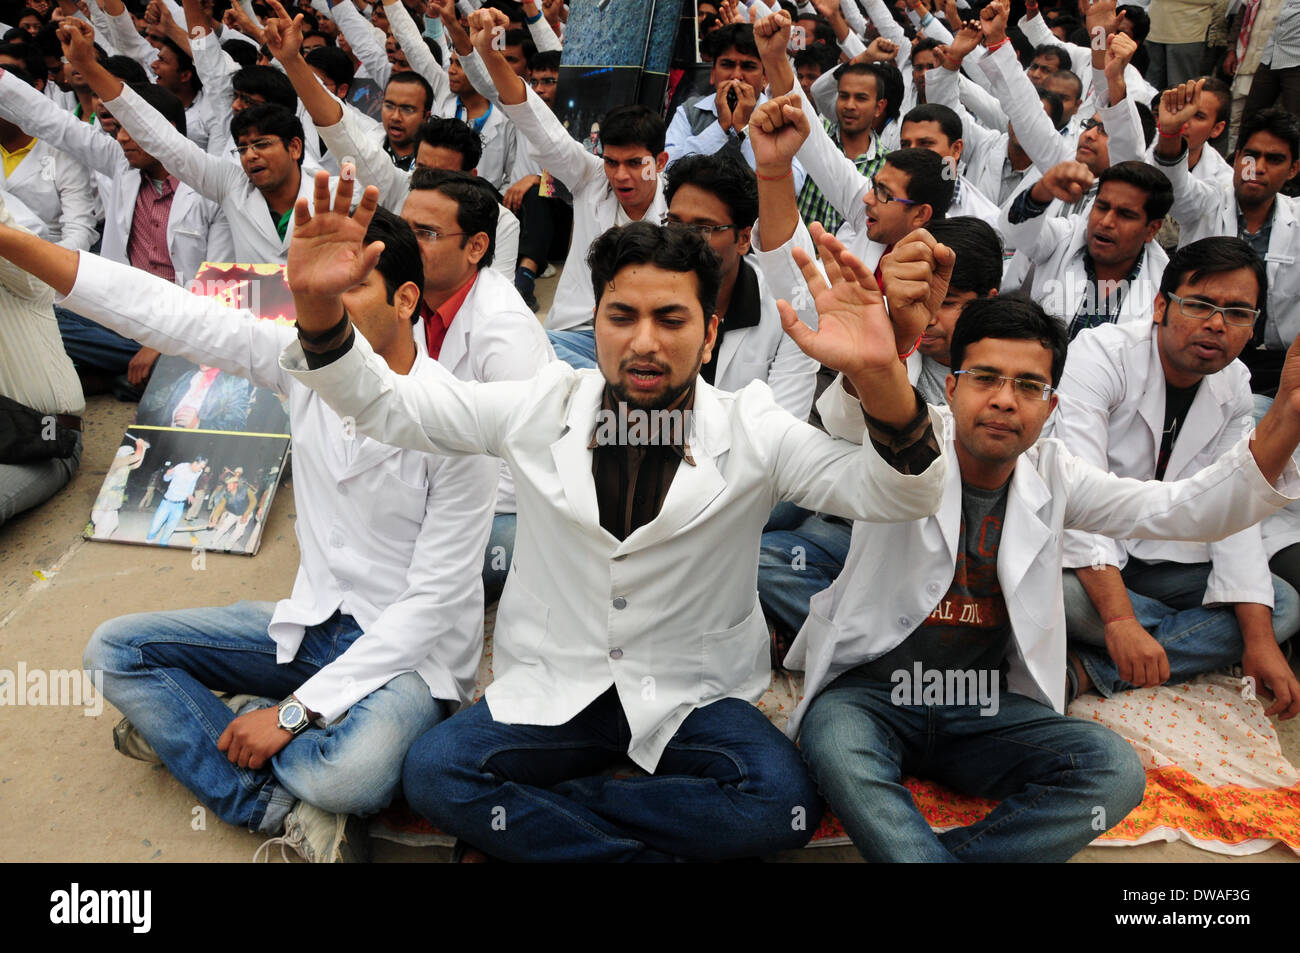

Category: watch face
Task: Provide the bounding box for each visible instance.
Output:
[279,701,306,730]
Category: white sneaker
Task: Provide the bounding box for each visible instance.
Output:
[541,263,557,279]
[254,801,370,863]
[112,693,269,764]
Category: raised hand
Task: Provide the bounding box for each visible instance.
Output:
[878,228,956,351]
[57,17,97,71]
[1031,160,1095,203]
[1084,0,1117,39]
[1157,78,1204,137]
[979,0,1008,46]
[468,7,509,56]
[779,223,907,379]
[747,93,811,172]
[946,20,982,62]
[753,9,792,62]
[262,0,304,60]
[287,171,384,309]
[1104,30,1136,82]
[865,36,899,63]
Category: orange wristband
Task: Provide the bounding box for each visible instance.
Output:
[898,333,924,360]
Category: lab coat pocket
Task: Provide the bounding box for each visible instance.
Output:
[701,597,768,698]
[369,472,428,546]
[495,566,551,664]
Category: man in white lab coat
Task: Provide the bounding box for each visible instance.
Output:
[788,294,1300,862]
[1054,237,1300,717]
[0,207,498,863]
[280,171,951,862]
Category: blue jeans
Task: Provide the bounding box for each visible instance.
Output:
[146,497,187,544]
[1064,562,1300,696]
[758,505,852,638]
[0,432,81,527]
[401,686,823,861]
[547,327,598,370]
[83,602,446,832]
[799,674,1146,862]
[481,512,516,604]
[57,306,141,375]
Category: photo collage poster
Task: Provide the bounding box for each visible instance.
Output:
[85,263,294,556]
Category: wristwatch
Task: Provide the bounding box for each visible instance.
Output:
[277,696,311,736]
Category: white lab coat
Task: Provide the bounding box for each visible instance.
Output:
[59,251,498,719]
[783,383,1300,738]
[412,265,555,513]
[1050,320,1273,607]
[280,336,949,770]
[0,71,232,284]
[0,136,98,251]
[998,204,1168,329]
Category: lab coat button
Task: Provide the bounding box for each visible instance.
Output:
[609,648,623,659]
[337,483,348,496]
[898,616,910,628]
[613,597,627,610]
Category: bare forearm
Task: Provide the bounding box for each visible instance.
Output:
[1250,404,1300,485]
[1235,603,1276,649]
[292,291,346,335]
[481,45,525,104]
[0,225,79,297]
[849,361,920,430]
[1075,564,1138,622]
[283,52,343,126]
[755,161,798,251]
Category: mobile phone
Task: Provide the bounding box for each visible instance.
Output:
[726,87,738,112]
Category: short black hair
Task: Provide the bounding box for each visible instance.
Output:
[793,47,826,71]
[1157,236,1267,312]
[1200,76,1232,125]
[600,104,666,155]
[1237,107,1300,164]
[1116,4,1150,44]
[223,39,259,69]
[0,63,36,88]
[103,54,149,85]
[408,167,499,269]
[1097,159,1173,221]
[232,65,298,111]
[528,49,560,73]
[229,103,304,164]
[0,40,43,80]
[158,35,200,90]
[503,27,535,59]
[902,103,963,146]
[664,152,758,229]
[870,61,904,123]
[1135,101,1156,147]
[1031,44,1071,72]
[130,82,187,136]
[1042,68,1081,103]
[704,23,759,60]
[305,46,354,90]
[925,217,1003,296]
[386,70,433,115]
[588,221,722,320]
[913,36,945,57]
[950,294,1069,386]
[416,116,483,170]
[367,204,425,316]
[838,61,881,98]
[1,27,27,44]
[885,147,954,220]
[793,13,836,47]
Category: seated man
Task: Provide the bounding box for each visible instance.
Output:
[1055,237,1300,717]
[280,170,952,862]
[898,103,1001,228]
[0,200,497,862]
[790,294,1300,862]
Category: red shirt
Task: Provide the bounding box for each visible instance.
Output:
[126,173,179,284]
[420,273,478,360]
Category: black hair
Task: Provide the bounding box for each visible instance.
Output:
[485,0,525,23]
[664,152,758,229]
[793,13,836,47]
[1157,236,1268,311]
[902,103,963,146]
[386,70,433,115]
[1097,159,1172,221]
[1237,107,1300,164]
[588,221,722,320]
[305,45,354,90]
[793,46,826,71]
[1038,88,1065,129]
[913,36,944,57]
[950,294,1069,386]
[1,27,27,44]
[222,39,259,69]
[158,35,200,91]
[102,53,149,85]
[1135,101,1156,148]
[1200,76,1231,125]
[0,40,43,80]
[1116,4,1150,44]
[232,65,297,111]
[408,167,498,269]
[416,115,483,170]
[528,49,560,74]
[600,104,666,155]
[1031,44,1071,73]
[704,22,759,60]
[366,204,425,315]
[1043,68,1081,104]
[229,103,304,164]
[131,81,187,136]
[423,35,442,67]
[884,147,954,220]
[925,217,1003,296]
[0,63,36,88]
[870,61,904,123]
[503,27,535,59]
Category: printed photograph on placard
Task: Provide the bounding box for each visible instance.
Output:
[84,263,295,555]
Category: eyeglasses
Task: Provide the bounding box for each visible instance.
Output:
[382,100,423,117]
[232,137,282,158]
[410,226,467,244]
[661,214,737,236]
[1080,117,1106,135]
[529,76,558,87]
[953,369,1055,401]
[869,179,918,206]
[1167,293,1260,328]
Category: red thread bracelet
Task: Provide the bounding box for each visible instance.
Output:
[1103,615,1136,626]
[756,168,793,181]
[898,333,924,360]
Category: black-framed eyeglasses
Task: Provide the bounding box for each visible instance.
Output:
[953,369,1055,401]
[1080,117,1106,135]
[661,214,738,236]
[869,179,918,206]
[232,136,283,158]
[1167,293,1260,328]
[529,76,558,87]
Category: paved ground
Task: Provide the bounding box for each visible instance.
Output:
[2,272,1297,863]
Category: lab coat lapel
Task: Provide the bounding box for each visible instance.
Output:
[997,455,1054,593]
[548,372,607,530]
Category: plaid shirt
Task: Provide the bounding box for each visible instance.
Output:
[1066,248,1144,342]
[797,118,885,235]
